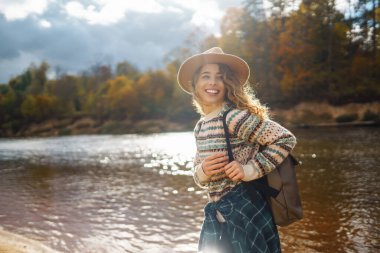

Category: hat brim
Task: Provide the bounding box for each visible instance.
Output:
[177,53,250,94]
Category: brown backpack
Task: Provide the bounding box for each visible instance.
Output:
[222,109,303,227]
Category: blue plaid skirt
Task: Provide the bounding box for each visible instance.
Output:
[199,183,281,253]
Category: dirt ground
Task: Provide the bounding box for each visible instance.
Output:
[0,229,59,253]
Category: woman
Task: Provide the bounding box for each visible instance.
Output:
[177,47,297,253]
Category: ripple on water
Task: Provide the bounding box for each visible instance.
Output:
[0,129,379,252]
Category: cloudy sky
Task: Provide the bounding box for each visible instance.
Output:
[0,0,248,83]
[0,0,351,84]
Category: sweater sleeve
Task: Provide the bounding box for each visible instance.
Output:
[192,120,209,189]
[227,109,297,180]
[193,151,209,189]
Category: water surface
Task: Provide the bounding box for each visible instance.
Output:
[0,128,379,252]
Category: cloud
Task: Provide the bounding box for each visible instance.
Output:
[39,19,52,28]
[168,0,224,30]
[191,2,223,28]
[0,0,245,83]
[0,3,193,82]
[0,0,50,21]
[64,0,165,25]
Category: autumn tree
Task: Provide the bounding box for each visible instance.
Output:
[51,74,79,115]
[136,70,174,119]
[274,1,349,103]
[103,76,139,120]
[164,62,198,122]
[241,1,281,104]
[5,66,37,122]
[0,86,16,125]
[27,62,49,95]
[116,61,140,80]
[20,94,58,121]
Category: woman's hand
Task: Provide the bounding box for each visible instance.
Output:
[224,161,245,181]
[201,153,229,177]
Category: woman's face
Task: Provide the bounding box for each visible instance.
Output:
[194,63,226,114]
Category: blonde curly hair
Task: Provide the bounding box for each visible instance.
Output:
[191,63,269,120]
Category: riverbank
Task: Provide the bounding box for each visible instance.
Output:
[0,117,195,138]
[271,101,380,128]
[0,229,59,253]
[1,102,379,137]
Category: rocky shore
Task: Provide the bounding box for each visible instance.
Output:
[271,101,380,128]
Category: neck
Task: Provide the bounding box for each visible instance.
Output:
[203,103,224,115]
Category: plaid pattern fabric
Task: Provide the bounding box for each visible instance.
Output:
[199,184,281,253]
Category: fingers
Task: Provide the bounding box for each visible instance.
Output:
[204,156,228,170]
[201,154,245,181]
[206,153,229,163]
[202,153,228,177]
[226,168,239,178]
[224,161,244,181]
[231,172,243,181]
[204,166,225,177]
[207,161,228,171]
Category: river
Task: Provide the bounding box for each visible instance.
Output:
[0,127,379,253]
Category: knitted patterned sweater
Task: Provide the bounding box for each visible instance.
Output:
[193,103,297,202]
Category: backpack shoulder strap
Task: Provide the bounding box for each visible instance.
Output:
[222,109,234,163]
[222,108,280,198]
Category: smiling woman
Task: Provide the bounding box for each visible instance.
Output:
[177,47,297,253]
[193,64,226,114]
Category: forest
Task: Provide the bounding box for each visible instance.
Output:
[0,0,379,136]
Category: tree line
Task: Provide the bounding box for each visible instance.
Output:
[0,61,197,134]
[199,0,380,106]
[0,0,379,134]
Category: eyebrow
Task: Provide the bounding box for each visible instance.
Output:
[200,71,221,75]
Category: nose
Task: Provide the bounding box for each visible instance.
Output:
[208,76,217,85]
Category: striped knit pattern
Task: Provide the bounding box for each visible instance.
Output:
[193,103,297,202]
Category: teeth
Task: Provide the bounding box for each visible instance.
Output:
[206,89,219,94]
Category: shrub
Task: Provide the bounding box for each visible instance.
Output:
[335,113,358,123]
[58,128,71,136]
[362,110,380,122]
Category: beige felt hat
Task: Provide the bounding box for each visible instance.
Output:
[177,47,250,94]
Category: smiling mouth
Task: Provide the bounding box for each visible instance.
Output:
[205,89,220,94]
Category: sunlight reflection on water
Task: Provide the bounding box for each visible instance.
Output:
[0,133,196,171]
[0,132,202,253]
[0,128,379,253]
